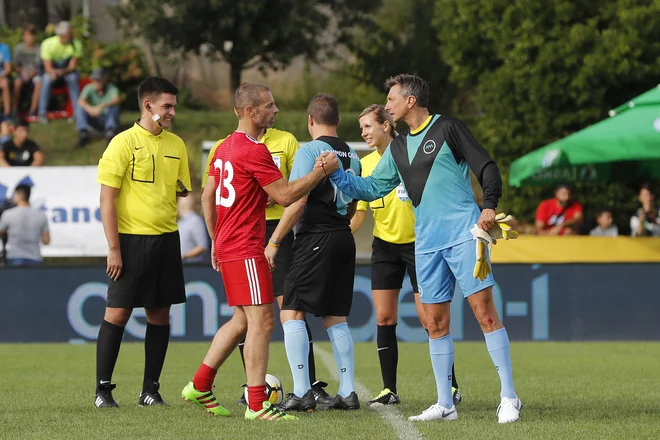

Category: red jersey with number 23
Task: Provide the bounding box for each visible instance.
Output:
[210,131,283,263]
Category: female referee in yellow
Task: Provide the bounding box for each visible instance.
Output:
[350,104,461,406]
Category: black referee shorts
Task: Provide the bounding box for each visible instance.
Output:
[265,219,294,297]
[282,230,356,317]
[371,236,418,293]
[107,231,186,308]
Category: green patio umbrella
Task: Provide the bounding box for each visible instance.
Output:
[509,85,660,187]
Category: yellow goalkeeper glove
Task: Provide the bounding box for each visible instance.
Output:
[488,213,519,244]
[470,213,519,281]
[471,226,493,281]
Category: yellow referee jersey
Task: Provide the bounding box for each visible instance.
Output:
[357,149,416,244]
[202,128,299,221]
[98,122,192,235]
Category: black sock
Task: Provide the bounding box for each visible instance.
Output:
[305,318,317,384]
[238,338,246,372]
[143,323,170,393]
[377,324,398,394]
[96,320,125,389]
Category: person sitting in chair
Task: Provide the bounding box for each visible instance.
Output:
[37,21,82,124]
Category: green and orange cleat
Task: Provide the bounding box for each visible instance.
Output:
[181,381,230,417]
[245,401,297,421]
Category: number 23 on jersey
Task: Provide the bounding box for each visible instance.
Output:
[214,159,236,207]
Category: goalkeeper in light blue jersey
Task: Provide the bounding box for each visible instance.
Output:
[324,74,522,424]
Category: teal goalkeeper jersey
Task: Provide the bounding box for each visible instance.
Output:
[329,114,502,254]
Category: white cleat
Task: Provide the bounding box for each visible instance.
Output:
[497,397,522,424]
[409,403,458,421]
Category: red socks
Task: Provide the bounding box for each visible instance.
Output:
[193,363,217,392]
[247,385,267,412]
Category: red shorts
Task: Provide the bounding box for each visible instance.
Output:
[220,257,274,307]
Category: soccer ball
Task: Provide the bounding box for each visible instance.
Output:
[244,373,284,405]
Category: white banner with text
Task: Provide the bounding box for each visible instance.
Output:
[0,166,106,257]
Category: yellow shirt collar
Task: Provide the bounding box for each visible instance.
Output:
[133,121,164,138]
[410,115,433,135]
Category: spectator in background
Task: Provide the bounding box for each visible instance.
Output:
[0,184,50,266]
[0,118,44,166]
[535,183,583,235]
[0,39,12,121]
[37,21,82,124]
[630,183,660,237]
[177,195,209,264]
[590,208,618,237]
[12,24,42,119]
[76,68,121,147]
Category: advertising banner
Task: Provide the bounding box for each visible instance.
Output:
[1,264,658,343]
[0,166,106,257]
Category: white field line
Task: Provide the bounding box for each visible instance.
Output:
[315,346,424,440]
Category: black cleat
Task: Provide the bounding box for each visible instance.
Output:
[95,382,119,408]
[319,391,360,411]
[278,390,316,412]
[366,388,400,406]
[453,387,462,405]
[139,391,168,406]
[237,384,247,406]
[311,380,332,405]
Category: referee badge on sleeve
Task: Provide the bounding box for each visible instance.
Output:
[272,155,281,169]
[396,183,410,202]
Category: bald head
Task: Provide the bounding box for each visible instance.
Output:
[178,194,196,216]
[234,83,270,118]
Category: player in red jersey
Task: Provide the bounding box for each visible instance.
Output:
[181,83,339,421]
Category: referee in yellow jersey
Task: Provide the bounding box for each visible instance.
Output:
[94,77,192,408]
[202,127,331,404]
[350,105,461,406]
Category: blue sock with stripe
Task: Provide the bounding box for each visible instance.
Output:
[429,334,454,409]
[327,323,355,398]
[484,327,516,399]
[283,320,311,398]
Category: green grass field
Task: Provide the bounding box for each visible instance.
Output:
[1,341,659,439]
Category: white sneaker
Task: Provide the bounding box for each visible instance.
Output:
[497,397,522,424]
[408,403,458,421]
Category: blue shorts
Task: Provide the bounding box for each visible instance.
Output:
[416,239,495,304]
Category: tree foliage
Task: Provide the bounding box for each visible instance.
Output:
[434,0,660,231]
[345,0,456,114]
[113,0,380,92]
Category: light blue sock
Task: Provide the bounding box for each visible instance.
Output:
[429,334,454,408]
[327,323,355,398]
[484,327,516,399]
[283,320,311,397]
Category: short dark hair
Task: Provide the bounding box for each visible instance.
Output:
[639,182,654,195]
[234,83,270,117]
[14,184,31,202]
[555,183,572,192]
[384,74,430,109]
[137,76,178,107]
[23,24,37,35]
[307,93,340,126]
[596,207,612,217]
[15,118,29,129]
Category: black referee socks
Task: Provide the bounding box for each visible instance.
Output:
[96,320,125,388]
[143,323,170,393]
[377,324,398,394]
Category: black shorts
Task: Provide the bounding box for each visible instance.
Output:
[371,236,418,292]
[107,231,186,308]
[265,220,294,297]
[282,230,356,317]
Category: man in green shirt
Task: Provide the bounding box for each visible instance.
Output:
[37,21,83,123]
[75,68,121,147]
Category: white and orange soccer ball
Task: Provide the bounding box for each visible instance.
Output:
[244,374,284,405]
